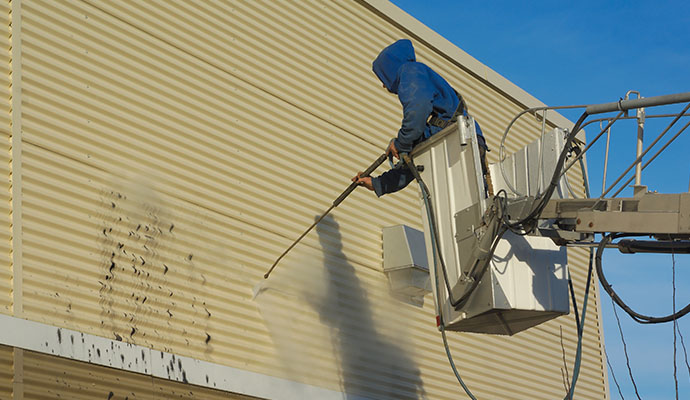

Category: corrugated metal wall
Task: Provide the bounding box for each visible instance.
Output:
[11,0,606,399]
[1,0,12,315]
[20,348,261,399]
[0,345,12,399]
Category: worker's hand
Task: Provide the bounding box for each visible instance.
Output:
[387,139,399,160]
[352,172,374,191]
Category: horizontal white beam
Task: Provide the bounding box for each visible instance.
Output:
[0,314,352,400]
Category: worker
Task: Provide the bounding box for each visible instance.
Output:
[353,39,488,196]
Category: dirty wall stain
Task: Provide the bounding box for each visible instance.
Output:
[97,183,188,353]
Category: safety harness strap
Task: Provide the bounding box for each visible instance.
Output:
[428,89,466,129]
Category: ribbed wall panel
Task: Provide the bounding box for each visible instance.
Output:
[0,0,11,315]
[0,345,11,399]
[16,0,606,399]
[21,349,260,399]
[1,0,8,130]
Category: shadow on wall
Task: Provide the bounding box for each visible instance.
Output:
[491,231,568,310]
[311,215,425,400]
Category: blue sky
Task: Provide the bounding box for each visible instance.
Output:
[389,1,690,398]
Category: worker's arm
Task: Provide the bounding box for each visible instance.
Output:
[395,64,435,153]
[372,167,415,196]
[352,165,415,197]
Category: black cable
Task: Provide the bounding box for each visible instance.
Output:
[506,111,590,233]
[596,233,690,323]
[402,126,597,399]
[611,295,642,400]
[565,256,581,400]
[676,324,690,381]
[672,250,679,399]
[597,233,690,399]
[403,154,506,309]
[401,152,480,398]
[568,274,581,334]
[605,347,626,400]
[563,247,594,400]
[402,119,597,398]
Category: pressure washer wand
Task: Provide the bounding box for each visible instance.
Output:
[263,152,388,279]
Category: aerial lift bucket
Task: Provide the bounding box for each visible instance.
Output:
[411,116,570,335]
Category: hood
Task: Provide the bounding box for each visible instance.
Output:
[372,39,416,94]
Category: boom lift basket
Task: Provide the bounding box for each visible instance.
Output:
[412,117,570,335]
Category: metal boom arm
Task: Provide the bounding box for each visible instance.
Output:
[539,191,690,237]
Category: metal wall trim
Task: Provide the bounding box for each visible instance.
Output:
[12,348,22,400]
[0,313,350,400]
[9,0,23,318]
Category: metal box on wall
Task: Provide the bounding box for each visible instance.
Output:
[382,225,431,298]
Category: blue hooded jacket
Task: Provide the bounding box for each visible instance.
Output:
[372,39,459,153]
[371,40,485,197]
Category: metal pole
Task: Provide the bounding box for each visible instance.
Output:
[602,102,690,198]
[611,117,690,198]
[635,106,645,186]
[566,242,618,249]
[625,91,645,187]
[536,109,547,195]
[559,112,625,181]
[585,92,690,115]
[601,121,611,195]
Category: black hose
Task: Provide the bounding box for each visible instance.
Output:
[563,247,594,400]
[402,127,594,398]
[402,154,506,309]
[508,111,590,233]
[568,274,581,335]
[597,233,690,324]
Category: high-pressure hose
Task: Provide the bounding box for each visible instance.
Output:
[559,247,594,400]
[505,111,590,234]
[401,154,506,309]
[400,155,480,399]
[401,146,593,400]
[401,152,512,399]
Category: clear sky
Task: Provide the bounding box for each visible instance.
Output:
[389,1,690,399]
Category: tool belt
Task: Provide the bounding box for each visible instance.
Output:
[428,89,466,129]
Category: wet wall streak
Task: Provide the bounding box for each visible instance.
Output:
[314,215,425,400]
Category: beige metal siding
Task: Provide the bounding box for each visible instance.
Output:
[21,348,261,399]
[0,345,12,399]
[0,0,11,315]
[15,0,606,399]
